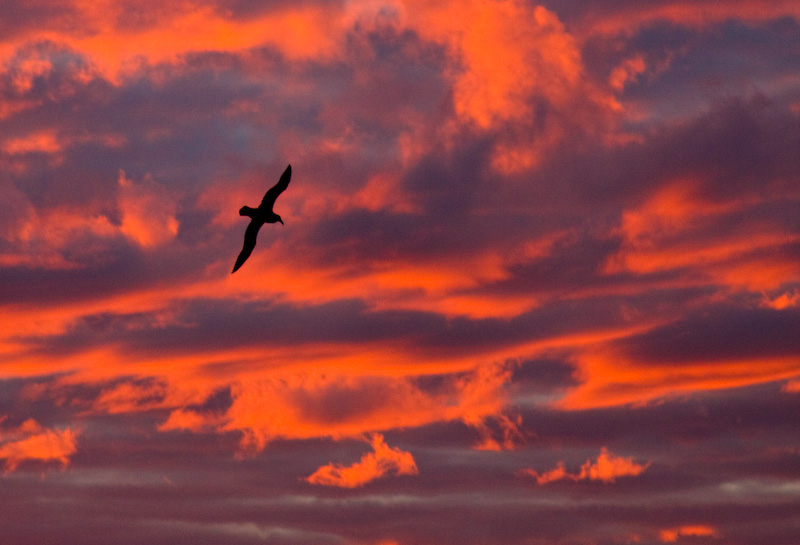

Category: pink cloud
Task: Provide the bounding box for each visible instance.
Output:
[305,433,418,488]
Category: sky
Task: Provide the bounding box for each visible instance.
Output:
[1,1,799,543]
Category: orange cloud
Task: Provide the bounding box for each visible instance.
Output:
[158,407,219,433]
[660,525,719,542]
[0,418,79,473]
[606,178,800,290]
[0,3,348,80]
[573,1,800,37]
[0,205,119,270]
[521,447,650,484]
[1,0,615,185]
[401,1,618,172]
[0,128,124,159]
[155,363,516,454]
[521,460,571,485]
[611,180,731,251]
[88,379,204,416]
[782,379,800,393]
[118,171,179,248]
[423,2,583,128]
[224,248,525,321]
[471,413,525,451]
[305,433,418,488]
[560,349,800,410]
[1,130,62,155]
[609,55,647,92]
[580,446,650,482]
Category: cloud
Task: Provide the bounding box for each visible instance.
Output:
[558,305,800,409]
[549,0,800,39]
[158,407,220,433]
[218,363,516,453]
[783,379,800,393]
[521,447,650,484]
[605,176,800,290]
[0,417,78,473]
[402,1,619,172]
[305,433,418,488]
[0,2,799,543]
[2,129,62,154]
[0,202,121,270]
[117,170,179,248]
[0,1,349,80]
[87,377,201,415]
[660,525,719,542]
[415,2,586,127]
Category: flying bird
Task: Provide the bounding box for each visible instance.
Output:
[231,164,291,274]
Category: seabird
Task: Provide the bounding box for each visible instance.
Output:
[231,164,291,274]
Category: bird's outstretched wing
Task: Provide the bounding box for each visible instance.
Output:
[260,164,292,210]
[231,220,262,273]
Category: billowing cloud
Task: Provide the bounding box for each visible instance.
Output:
[305,433,418,488]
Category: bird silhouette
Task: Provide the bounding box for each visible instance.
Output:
[231,164,291,274]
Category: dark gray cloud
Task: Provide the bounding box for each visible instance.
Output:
[620,305,800,365]
[0,1,81,40]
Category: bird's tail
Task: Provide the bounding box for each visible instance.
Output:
[239,206,256,217]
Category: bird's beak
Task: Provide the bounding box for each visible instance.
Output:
[279,218,284,225]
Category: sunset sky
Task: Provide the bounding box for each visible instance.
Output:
[1,1,799,543]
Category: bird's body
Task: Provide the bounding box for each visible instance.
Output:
[231,164,291,273]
